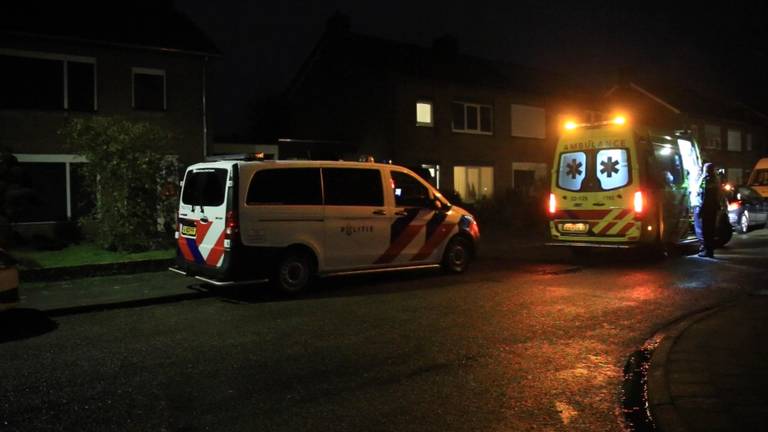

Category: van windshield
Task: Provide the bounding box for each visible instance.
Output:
[557,148,631,192]
[182,168,228,207]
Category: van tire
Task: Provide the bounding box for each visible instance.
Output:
[273,250,314,294]
[442,236,471,273]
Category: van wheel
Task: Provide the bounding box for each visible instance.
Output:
[273,250,314,293]
[442,237,471,273]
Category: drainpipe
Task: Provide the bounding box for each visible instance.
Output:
[202,56,209,160]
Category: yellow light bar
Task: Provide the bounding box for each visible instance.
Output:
[564,121,578,130]
[613,115,626,125]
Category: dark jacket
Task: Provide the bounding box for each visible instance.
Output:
[699,174,722,213]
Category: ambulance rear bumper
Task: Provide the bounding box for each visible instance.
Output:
[545,241,635,249]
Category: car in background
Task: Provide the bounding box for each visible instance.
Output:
[724,184,768,233]
[0,249,19,311]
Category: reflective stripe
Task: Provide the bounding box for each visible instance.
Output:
[411,223,455,261]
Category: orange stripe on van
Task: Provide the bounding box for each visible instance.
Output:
[374,224,424,264]
[178,237,194,261]
[411,223,455,261]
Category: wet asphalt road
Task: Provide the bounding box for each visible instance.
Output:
[2,231,767,432]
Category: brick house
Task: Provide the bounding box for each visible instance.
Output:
[0,4,217,230]
[604,81,768,184]
[284,15,591,204]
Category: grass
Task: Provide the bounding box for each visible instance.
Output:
[12,243,175,270]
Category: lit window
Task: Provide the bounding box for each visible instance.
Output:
[416,101,433,126]
[453,166,494,202]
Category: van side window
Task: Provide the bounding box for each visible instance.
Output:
[596,149,630,190]
[391,171,431,208]
[182,168,228,206]
[323,168,384,206]
[246,168,322,205]
[557,152,587,192]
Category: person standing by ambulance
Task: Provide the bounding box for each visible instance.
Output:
[696,162,722,258]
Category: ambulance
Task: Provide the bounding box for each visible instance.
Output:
[747,158,768,198]
[171,157,479,292]
[547,115,717,252]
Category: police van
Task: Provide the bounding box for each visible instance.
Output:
[171,158,479,292]
[547,116,716,251]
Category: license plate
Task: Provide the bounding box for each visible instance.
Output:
[181,225,197,236]
[561,223,588,233]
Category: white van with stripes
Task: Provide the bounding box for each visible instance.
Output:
[172,158,479,292]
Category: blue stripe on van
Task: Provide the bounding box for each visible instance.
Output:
[185,238,206,265]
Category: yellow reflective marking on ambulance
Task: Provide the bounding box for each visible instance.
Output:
[607,210,636,236]
[591,208,624,234]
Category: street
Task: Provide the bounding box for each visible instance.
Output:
[2,231,767,432]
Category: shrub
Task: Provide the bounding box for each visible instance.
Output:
[60,117,180,252]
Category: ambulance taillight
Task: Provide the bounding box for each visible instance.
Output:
[548,193,557,216]
[633,191,644,215]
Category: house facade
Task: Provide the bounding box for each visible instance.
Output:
[0,5,217,230]
[285,17,590,204]
[604,82,768,184]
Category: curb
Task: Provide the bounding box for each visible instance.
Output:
[19,258,175,283]
[646,307,722,432]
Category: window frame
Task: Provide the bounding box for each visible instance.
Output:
[0,48,97,111]
[131,67,166,111]
[451,101,493,135]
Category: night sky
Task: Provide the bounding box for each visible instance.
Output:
[175,1,768,139]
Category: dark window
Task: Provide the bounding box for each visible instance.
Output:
[514,170,535,194]
[0,55,63,110]
[13,163,67,222]
[246,168,322,205]
[323,168,383,206]
[67,61,95,111]
[452,101,493,134]
[466,105,478,130]
[391,171,431,208]
[133,72,164,110]
[181,169,228,207]
[452,102,465,130]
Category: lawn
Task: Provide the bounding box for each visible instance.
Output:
[12,243,175,270]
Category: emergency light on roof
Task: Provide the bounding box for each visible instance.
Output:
[562,114,629,131]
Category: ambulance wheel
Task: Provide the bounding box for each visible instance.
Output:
[273,250,314,293]
[442,236,471,273]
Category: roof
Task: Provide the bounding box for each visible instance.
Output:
[606,81,768,123]
[289,24,588,99]
[1,3,219,56]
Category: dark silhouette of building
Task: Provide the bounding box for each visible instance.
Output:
[1,3,218,227]
[284,13,593,202]
[604,81,768,184]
